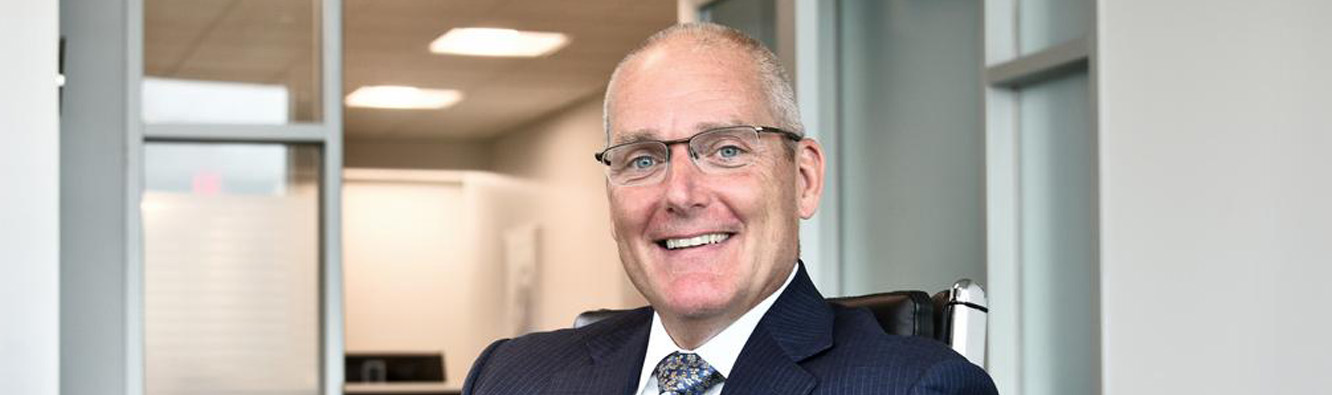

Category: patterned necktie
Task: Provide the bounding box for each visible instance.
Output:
[653,351,725,395]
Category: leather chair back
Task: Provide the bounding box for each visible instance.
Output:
[827,291,935,339]
[573,291,937,340]
[573,308,629,330]
[572,281,988,368]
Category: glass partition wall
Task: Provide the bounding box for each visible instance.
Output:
[705,1,1102,393]
[985,0,1100,393]
[836,0,986,297]
[143,0,321,124]
[135,0,343,394]
[143,144,322,394]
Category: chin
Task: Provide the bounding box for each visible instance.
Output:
[656,278,737,319]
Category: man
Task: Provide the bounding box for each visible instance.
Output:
[463,23,998,395]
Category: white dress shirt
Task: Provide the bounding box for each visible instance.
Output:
[634,267,798,395]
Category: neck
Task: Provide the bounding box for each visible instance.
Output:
[657,309,745,350]
[655,261,800,349]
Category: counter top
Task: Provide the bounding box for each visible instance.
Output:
[344,382,460,394]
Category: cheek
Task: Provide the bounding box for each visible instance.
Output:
[609,189,654,230]
[727,168,800,264]
[717,169,791,223]
[759,162,802,218]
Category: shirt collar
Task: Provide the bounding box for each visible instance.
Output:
[635,265,799,393]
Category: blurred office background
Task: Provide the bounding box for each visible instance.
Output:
[5,0,1332,394]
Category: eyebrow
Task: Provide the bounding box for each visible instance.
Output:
[611,130,659,146]
[610,120,749,145]
[696,120,746,131]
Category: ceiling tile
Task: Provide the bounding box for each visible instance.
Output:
[147,0,677,141]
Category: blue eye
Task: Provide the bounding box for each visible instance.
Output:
[631,156,658,169]
[718,146,741,158]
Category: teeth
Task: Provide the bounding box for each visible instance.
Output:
[664,233,730,250]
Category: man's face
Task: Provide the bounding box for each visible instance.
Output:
[605,43,821,322]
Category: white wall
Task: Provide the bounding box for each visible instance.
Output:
[1099,1,1332,393]
[345,139,492,171]
[342,165,625,385]
[341,95,637,385]
[343,175,499,387]
[493,95,645,330]
[0,0,60,393]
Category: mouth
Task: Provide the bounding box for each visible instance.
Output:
[655,232,734,251]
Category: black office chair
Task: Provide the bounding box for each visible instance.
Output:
[827,290,937,338]
[573,279,988,367]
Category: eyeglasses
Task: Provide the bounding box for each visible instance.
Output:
[593,125,803,186]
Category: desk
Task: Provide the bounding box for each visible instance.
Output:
[344,382,461,395]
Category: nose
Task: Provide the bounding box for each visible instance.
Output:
[661,144,708,216]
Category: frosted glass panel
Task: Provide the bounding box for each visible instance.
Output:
[1019,0,1092,55]
[143,143,321,395]
[838,0,985,295]
[1018,71,1098,395]
[143,0,321,123]
[142,77,291,124]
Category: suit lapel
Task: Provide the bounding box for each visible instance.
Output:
[722,262,832,395]
[546,308,652,394]
[545,263,832,394]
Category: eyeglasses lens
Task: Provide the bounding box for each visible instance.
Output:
[604,127,762,186]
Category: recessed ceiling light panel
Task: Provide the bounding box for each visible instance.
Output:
[429,27,570,57]
[345,86,463,110]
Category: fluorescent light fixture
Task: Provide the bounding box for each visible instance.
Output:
[345,86,463,110]
[429,27,570,57]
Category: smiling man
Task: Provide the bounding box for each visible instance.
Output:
[463,23,997,395]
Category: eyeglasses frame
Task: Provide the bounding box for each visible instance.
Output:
[593,125,803,165]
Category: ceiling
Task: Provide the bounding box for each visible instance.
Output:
[144,0,678,140]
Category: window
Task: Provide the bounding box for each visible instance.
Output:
[984,0,1100,393]
[143,143,322,394]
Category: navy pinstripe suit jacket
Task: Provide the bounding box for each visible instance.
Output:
[463,264,998,394]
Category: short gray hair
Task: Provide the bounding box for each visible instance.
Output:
[603,23,804,143]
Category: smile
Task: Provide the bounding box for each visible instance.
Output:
[659,233,732,250]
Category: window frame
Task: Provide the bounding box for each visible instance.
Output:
[125,0,345,394]
[983,0,1101,393]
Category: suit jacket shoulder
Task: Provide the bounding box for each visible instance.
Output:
[463,307,652,394]
[463,263,997,395]
[798,305,997,394]
[723,263,998,395]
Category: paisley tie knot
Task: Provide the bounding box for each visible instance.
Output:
[653,352,724,395]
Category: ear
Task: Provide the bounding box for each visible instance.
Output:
[793,138,826,219]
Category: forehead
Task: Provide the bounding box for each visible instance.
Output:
[614,121,749,145]
[607,43,771,144]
